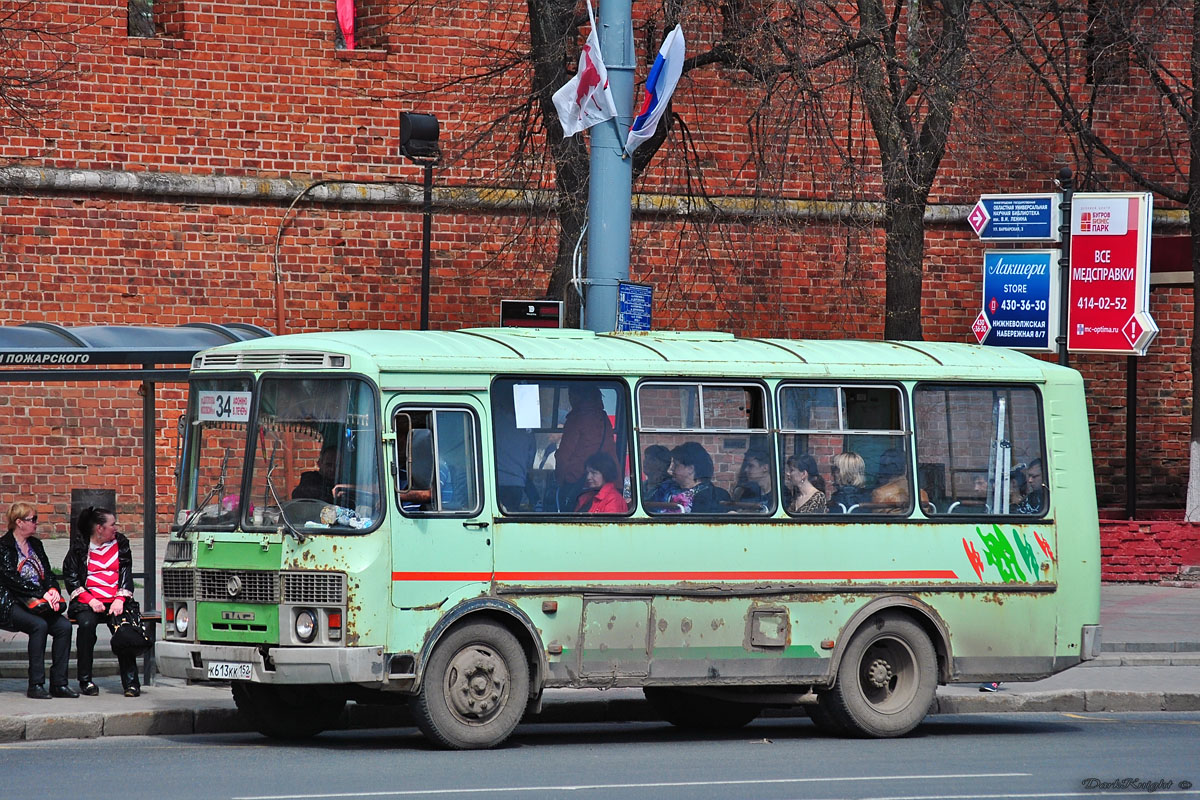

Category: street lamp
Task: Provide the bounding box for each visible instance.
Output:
[400,112,441,330]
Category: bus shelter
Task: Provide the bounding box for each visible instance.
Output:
[0,323,273,620]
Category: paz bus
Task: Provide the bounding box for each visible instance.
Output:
[155,328,1101,748]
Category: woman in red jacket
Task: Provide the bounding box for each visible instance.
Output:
[574,453,627,514]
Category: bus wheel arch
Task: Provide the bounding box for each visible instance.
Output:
[414,601,545,749]
[814,599,949,739]
[828,596,951,685]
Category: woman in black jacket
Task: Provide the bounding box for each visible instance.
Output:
[63,506,140,697]
[0,502,77,699]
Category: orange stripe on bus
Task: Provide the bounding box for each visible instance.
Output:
[392,570,958,581]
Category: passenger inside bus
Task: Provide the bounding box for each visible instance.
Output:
[1016,458,1047,514]
[493,388,537,512]
[829,451,870,512]
[554,385,618,509]
[659,441,730,514]
[641,444,676,503]
[575,453,627,513]
[784,453,827,513]
[870,448,911,512]
[730,447,775,512]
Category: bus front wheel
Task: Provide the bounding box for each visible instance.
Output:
[415,620,530,750]
[231,683,347,740]
[823,614,937,738]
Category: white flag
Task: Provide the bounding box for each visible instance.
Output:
[624,25,685,156]
[551,1,617,138]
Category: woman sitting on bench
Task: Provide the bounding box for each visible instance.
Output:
[63,506,142,697]
[0,502,75,699]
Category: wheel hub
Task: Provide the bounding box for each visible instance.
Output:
[866,657,894,688]
[446,646,509,722]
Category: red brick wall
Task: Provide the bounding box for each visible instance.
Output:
[1100,520,1200,582]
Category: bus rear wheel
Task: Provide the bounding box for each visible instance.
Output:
[414,620,530,750]
[643,687,763,730]
[231,683,347,740]
[822,613,937,738]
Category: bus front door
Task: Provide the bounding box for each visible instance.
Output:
[388,399,493,609]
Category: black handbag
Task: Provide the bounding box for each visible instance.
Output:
[108,603,151,656]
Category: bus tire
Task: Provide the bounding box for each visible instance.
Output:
[805,694,851,737]
[643,687,763,730]
[415,620,529,750]
[231,683,346,740]
[824,613,937,738]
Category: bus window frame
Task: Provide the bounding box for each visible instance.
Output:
[174,371,257,533]
[489,375,635,519]
[247,372,387,536]
[393,403,486,519]
[635,378,773,516]
[775,381,913,518]
[912,381,1050,521]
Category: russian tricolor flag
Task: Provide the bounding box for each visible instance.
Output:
[624,25,685,156]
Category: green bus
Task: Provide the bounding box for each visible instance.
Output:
[156,328,1101,748]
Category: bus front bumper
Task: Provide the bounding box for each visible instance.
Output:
[156,640,388,685]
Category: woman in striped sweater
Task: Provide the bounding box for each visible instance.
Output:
[63,506,140,697]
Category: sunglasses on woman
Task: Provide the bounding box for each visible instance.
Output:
[22,515,38,523]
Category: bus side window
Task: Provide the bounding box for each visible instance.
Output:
[492,377,632,515]
[394,407,481,515]
[777,384,908,517]
[913,384,1047,517]
[638,382,772,516]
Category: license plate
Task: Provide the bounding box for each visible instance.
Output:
[207,661,253,680]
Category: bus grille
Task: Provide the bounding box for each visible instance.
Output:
[164,540,193,563]
[198,570,279,603]
[162,568,195,599]
[282,572,346,604]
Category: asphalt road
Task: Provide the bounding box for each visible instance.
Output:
[4,713,1198,800]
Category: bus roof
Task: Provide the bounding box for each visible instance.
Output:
[198,329,1066,382]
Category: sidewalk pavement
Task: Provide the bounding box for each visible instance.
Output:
[1,583,1197,743]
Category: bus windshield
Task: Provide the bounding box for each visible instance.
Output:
[176,377,253,530]
[247,376,382,533]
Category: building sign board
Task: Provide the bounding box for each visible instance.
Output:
[616,281,653,332]
[1067,193,1158,355]
[499,300,564,329]
[968,194,1061,242]
[975,249,1060,352]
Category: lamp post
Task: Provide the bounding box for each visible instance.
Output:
[400,112,441,330]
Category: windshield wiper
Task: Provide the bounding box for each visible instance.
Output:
[265,463,307,544]
[175,448,229,539]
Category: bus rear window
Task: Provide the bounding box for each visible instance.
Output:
[914,385,1047,517]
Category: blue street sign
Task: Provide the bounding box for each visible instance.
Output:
[616,281,652,332]
[978,249,1061,352]
[968,193,1061,242]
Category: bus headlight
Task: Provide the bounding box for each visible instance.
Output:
[175,604,190,636]
[295,609,317,643]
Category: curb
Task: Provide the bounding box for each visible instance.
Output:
[2,690,1199,743]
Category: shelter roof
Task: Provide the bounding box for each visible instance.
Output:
[0,323,273,369]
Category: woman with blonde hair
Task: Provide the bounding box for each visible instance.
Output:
[0,502,77,699]
[829,451,870,511]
